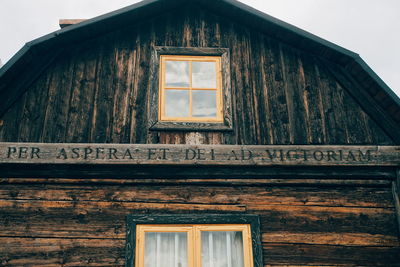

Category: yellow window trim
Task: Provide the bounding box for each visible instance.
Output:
[135,224,254,267]
[159,55,223,123]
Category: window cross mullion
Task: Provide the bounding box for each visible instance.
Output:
[159,55,222,122]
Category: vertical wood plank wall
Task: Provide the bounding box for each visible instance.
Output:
[0,7,394,145]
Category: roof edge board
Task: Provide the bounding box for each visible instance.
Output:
[352,56,400,107]
[0,44,31,78]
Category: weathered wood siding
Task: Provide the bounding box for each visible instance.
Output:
[0,179,399,266]
[0,5,398,267]
[0,6,394,145]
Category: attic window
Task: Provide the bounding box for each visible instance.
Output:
[149,47,233,131]
[160,55,223,122]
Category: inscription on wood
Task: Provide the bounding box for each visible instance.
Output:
[0,143,399,166]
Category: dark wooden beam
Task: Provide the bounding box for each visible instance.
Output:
[0,163,396,179]
[393,169,400,238]
[0,143,398,179]
[0,178,393,187]
[0,143,399,166]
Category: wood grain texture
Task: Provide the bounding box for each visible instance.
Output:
[0,237,124,266]
[1,238,399,266]
[262,232,399,247]
[0,4,399,267]
[324,60,400,144]
[0,182,399,266]
[0,184,394,207]
[65,42,99,143]
[0,49,60,119]
[1,209,396,241]
[0,164,396,180]
[0,6,395,145]
[0,177,393,186]
[125,214,262,267]
[41,54,74,143]
[1,143,399,166]
[263,243,400,266]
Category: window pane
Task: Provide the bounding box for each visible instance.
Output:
[165,90,190,117]
[165,61,190,88]
[192,61,217,88]
[201,231,244,267]
[192,90,217,118]
[144,232,188,267]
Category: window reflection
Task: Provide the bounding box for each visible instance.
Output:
[192,90,217,117]
[165,61,190,88]
[165,90,190,117]
[192,61,217,89]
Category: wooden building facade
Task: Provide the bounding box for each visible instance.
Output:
[0,0,399,266]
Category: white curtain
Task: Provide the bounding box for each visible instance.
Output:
[201,231,244,267]
[143,231,244,267]
[144,232,188,267]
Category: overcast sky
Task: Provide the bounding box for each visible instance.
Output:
[0,0,399,97]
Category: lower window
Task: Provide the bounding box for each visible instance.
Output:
[126,215,262,267]
[136,224,252,267]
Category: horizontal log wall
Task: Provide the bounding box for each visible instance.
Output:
[0,6,395,145]
[0,179,399,266]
